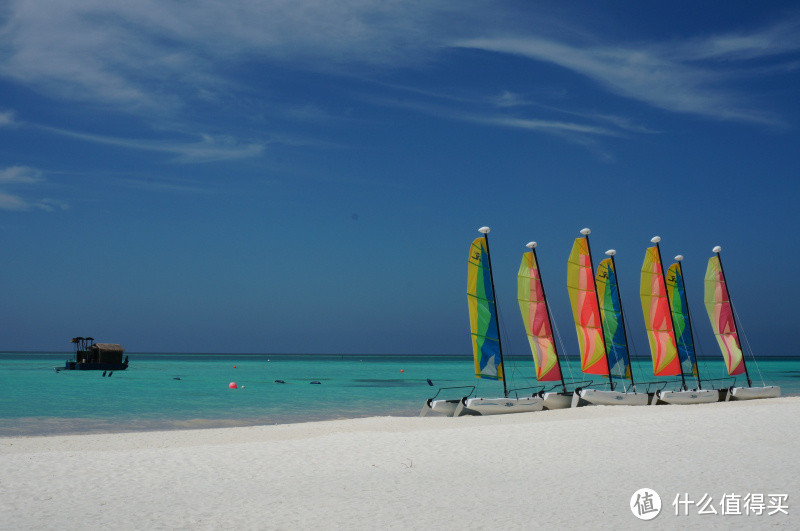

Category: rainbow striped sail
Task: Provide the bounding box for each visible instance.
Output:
[640,247,682,376]
[596,258,632,379]
[468,237,503,380]
[704,256,745,376]
[517,251,562,381]
[665,263,698,377]
[567,237,608,375]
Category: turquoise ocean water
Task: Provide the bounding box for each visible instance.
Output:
[1,352,797,437]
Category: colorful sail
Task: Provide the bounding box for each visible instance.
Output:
[468,237,503,380]
[595,258,632,379]
[639,247,682,376]
[665,263,698,376]
[704,256,745,375]
[566,237,608,375]
[517,251,562,381]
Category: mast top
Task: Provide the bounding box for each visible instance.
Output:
[526,241,537,249]
[650,236,661,243]
[478,226,490,234]
[675,254,684,261]
[713,245,722,253]
[580,228,591,235]
[605,249,616,256]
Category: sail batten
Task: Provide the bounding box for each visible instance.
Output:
[567,237,608,375]
[517,251,562,381]
[596,258,632,379]
[468,237,503,380]
[640,247,682,376]
[704,256,745,376]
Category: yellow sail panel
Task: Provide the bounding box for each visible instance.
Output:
[704,256,745,376]
[468,237,504,380]
[517,251,561,381]
[566,237,608,375]
[640,247,682,376]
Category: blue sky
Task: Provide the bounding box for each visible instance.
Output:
[0,1,798,358]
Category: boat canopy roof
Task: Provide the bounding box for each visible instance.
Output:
[91,343,124,353]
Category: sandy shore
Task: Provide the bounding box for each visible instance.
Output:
[1,397,798,529]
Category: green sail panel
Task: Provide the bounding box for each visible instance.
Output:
[665,262,698,377]
[595,258,632,379]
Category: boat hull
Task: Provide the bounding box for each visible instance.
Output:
[728,386,781,400]
[463,396,544,415]
[653,389,720,405]
[431,399,461,415]
[59,361,128,371]
[573,388,649,407]
[542,392,572,410]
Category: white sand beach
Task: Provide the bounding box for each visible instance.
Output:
[1,397,797,529]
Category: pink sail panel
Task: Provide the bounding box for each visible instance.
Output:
[517,251,562,381]
[566,237,608,375]
[639,247,682,377]
[704,256,745,376]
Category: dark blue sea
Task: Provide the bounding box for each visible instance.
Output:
[1,352,796,437]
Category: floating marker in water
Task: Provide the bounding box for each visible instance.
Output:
[427,379,433,386]
[310,381,321,385]
[229,382,238,389]
[400,369,404,373]
[173,377,181,380]
[233,366,236,369]
[275,379,286,384]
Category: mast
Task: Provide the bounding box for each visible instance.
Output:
[479,226,508,397]
[713,246,753,387]
[581,228,615,391]
[651,236,687,390]
[605,249,636,389]
[528,241,567,393]
[674,255,703,389]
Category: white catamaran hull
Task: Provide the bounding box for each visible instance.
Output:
[728,386,781,400]
[462,396,544,415]
[541,392,573,410]
[427,399,460,416]
[573,388,650,407]
[653,389,720,405]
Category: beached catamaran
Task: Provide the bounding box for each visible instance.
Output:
[517,241,572,410]
[421,227,544,416]
[704,246,780,400]
[568,229,649,406]
[642,237,719,405]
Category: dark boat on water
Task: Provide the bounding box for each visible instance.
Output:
[57,337,129,371]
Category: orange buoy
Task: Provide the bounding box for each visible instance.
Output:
[229,382,238,389]
[400,369,404,373]
[233,365,237,368]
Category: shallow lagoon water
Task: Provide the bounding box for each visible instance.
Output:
[1,352,796,436]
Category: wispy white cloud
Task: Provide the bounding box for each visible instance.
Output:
[454,17,800,125]
[0,165,68,211]
[0,0,451,110]
[676,19,800,61]
[0,110,17,126]
[0,165,43,183]
[1,1,796,133]
[0,190,31,210]
[36,125,264,163]
[491,91,530,108]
